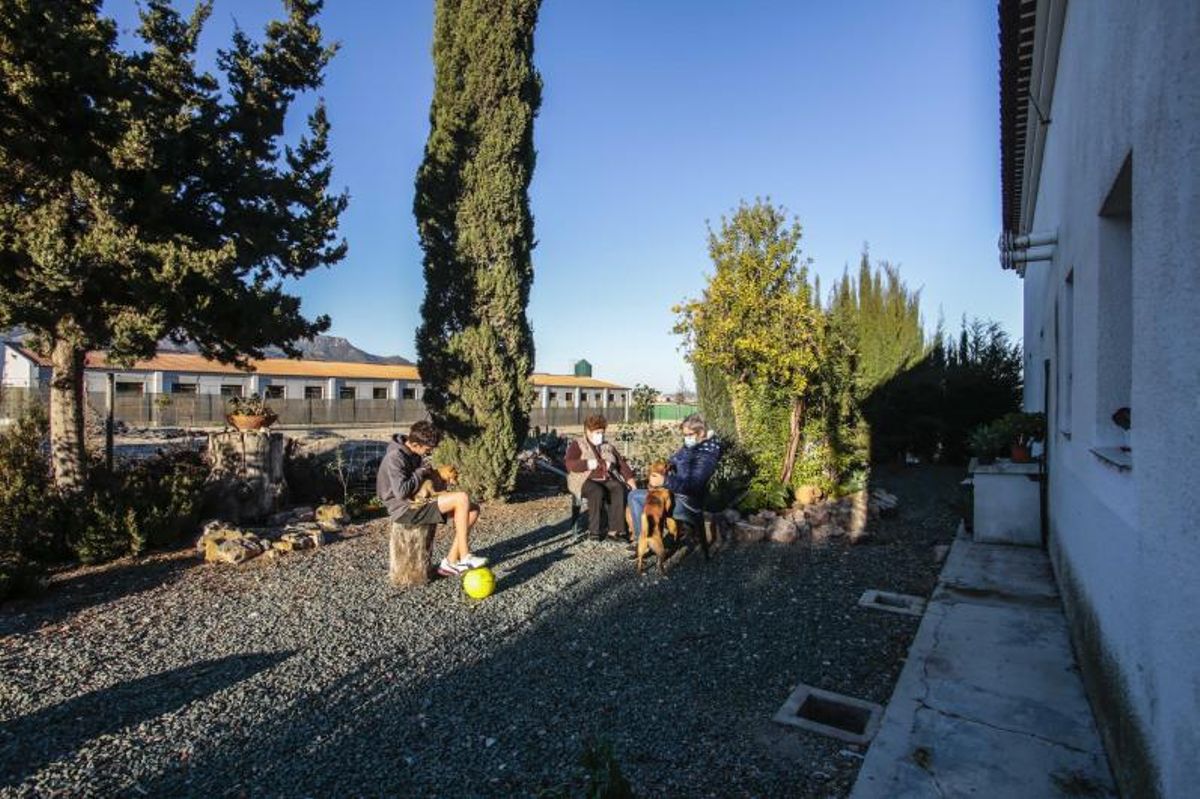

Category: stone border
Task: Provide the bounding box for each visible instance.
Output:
[857,589,927,617]
[771,683,884,745]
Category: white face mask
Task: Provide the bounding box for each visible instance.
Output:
[683,435,698,448]
[589,431,604,446]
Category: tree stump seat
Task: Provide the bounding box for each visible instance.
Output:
[388,521,438,587]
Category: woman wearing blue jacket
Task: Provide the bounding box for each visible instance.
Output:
[627,413,724,543]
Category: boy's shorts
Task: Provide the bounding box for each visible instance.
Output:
[395,502,448,526]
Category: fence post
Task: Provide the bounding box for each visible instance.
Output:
[104,374,114,472]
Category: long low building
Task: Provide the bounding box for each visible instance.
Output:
[0,343,631,424]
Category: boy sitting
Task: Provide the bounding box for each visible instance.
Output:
[375,420,486,577]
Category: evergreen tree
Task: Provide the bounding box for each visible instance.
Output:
[0,0,345,492]
[414,0,542,499]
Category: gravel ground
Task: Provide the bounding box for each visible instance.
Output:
[0,465,962,798]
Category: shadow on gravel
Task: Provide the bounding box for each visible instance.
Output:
[486,517,578,594]
[0,651,292,789]
[0,553,198,638]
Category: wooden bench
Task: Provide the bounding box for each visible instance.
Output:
[388,521,437,586]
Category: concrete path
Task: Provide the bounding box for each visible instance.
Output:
[851,533,1117,798]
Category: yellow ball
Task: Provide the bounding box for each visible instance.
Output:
[462,566,496,600]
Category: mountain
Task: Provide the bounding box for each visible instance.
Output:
[162,334,413,365]
[2,327,412,366]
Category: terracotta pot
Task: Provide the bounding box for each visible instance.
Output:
[226,411,277,431]
[1010,443,1031,463]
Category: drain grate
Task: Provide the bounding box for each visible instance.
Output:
[772,684,883,744]
[857,589,927,617]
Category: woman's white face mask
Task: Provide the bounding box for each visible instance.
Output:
[683,435,698,448]
[589,431,604,446]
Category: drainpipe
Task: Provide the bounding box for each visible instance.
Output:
[999,229,1058,275]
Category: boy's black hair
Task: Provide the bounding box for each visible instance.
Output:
[407,420,442,448]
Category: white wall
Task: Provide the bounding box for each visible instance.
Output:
[1,345,37,388]
[1021,1,1200,795]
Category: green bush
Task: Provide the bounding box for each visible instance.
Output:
[0,405,62,566]
[609,424,680,477]
[69,449,209,562]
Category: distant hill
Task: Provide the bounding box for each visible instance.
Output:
[2,327,412,366]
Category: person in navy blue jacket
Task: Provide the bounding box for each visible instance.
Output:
[628,413,725,542]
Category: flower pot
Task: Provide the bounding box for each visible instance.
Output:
[1010,443,1031,463]
[226,411,277,431]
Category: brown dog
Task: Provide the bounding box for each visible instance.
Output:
[636,461,677,575]
[413,464,459,504]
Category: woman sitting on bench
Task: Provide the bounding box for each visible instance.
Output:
[628,413,725,545]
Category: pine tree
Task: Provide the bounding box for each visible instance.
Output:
[414,0,542,499]
[0,1,346,492]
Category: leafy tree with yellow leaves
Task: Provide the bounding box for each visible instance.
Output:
[674,199,827,490]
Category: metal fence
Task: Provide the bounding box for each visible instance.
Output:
[0,387,432,428]
[0,386,631,430]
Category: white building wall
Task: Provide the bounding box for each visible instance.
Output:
[1020,2,1200,795]
[2,345,39,388]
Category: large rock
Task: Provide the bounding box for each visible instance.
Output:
[734,521,767,543]
[213,536,266,565]
[266,506,315,527]
[766,517,801,544]
[811,523,846,545]
[794,484,825,507]
[805,503,831,527]
[870,488,900,517]
[316,504,350,532]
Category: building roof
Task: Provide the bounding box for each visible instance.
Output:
[4,343,628,389]
[999,0,1038,234]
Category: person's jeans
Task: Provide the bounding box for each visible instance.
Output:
[627,489,702,537]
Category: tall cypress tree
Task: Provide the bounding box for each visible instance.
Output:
[414,0,542,499]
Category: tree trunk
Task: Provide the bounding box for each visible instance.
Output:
[49,338,87,493]
[779,396,805,486]
[389,522,436,587]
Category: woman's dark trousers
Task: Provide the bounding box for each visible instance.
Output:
[582,478,628,537]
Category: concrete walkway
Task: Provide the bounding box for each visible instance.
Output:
[851,533,1117,798]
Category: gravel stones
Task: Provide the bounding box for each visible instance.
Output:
[0,466,960,798]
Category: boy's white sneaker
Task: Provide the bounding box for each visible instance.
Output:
[437,558,468,577]
[457,554,488,569]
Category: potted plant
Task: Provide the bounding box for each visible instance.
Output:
[967,422,1006,465]
[1000,412,1045,463]
[226,393,277,431]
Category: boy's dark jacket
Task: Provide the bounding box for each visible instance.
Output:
[376,434,431,519]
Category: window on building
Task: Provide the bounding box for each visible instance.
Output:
[579,392,588,404]
[220,384,244,398]
[171,383,197,395]
[1096,153,1132,451]
[373,387,388,400]
[304,386,323,400]
[549,391,558,402]
[402,387,416,400]
[115,381,144,396]
[564,392,573,403]
[608,393,615,403]
[265,385,284,399]
[339,386,356,400]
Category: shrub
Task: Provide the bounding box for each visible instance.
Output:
[0,406,62,564]
[609,424,679,477]
[69,448,209,562]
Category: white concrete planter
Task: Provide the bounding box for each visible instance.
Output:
[969,459,1042,547]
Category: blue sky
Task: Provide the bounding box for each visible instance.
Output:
[104,1,1020,391]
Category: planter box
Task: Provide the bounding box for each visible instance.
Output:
[969,458,1042,547]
